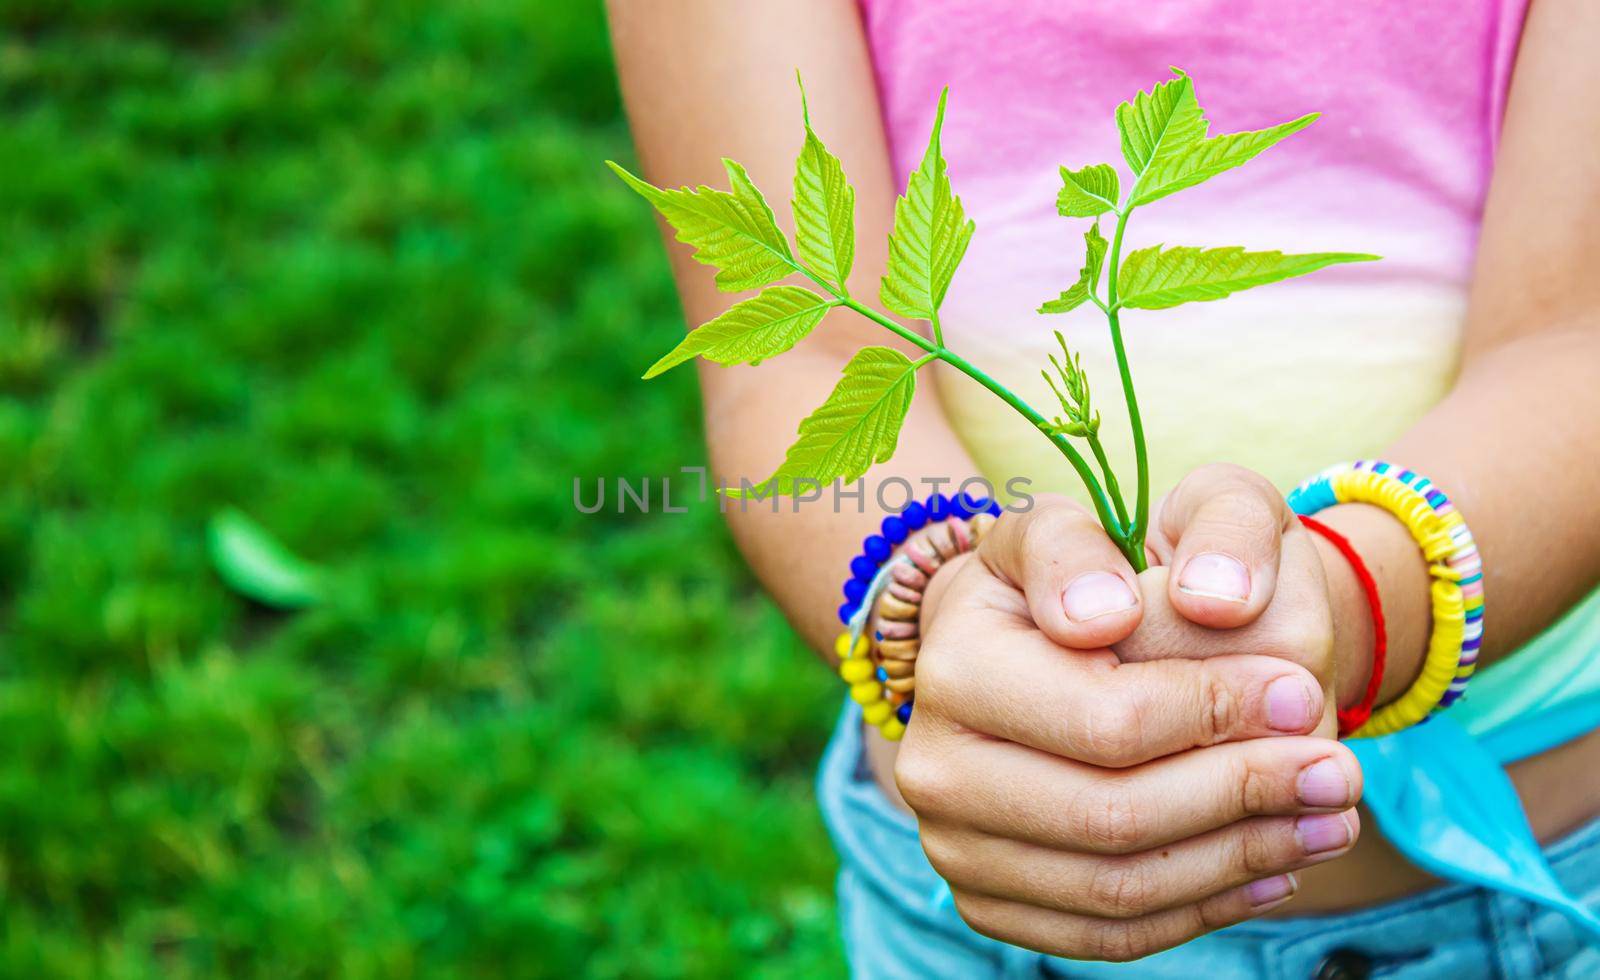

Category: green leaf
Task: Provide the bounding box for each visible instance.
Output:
[607,159,794,292]
[1056,164,1119,217]
[1131,113,1317,206]
[643,285,837,378]
[792,76,857,291]
[1082,222,1109,289]
[208,508,326,609]
[1116,69,1207,177]
[1117,245,1380,310]
[1039,223,1109,314]
[1040,282,1092,315]
[730,347,918,497]
[880,89,975,319]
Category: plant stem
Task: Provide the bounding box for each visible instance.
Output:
[1087,434,1129,533]
[1104,209,1150,568]
[936,347,1129,555]
[834,295,938,353]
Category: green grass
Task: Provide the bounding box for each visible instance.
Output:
[0,1,843,975]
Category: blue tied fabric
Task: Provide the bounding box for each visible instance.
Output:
[1351,584,1600,938]
[1352,718,1600,938]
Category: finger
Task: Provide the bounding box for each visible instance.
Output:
[917,613,1325,765]
[922,808,1359,920]
[895,724,1362,854]
[1156,463,1295,629]
[1117,559,1331,668]
[950,871,1298,962]
[1115,558,1338,736]
[977,493,1142,649]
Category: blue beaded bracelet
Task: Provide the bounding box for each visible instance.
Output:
[836,493,1002,624]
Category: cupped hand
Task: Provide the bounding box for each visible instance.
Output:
[896,495,1362,962]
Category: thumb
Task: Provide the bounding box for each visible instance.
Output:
[1156,464,1295,629]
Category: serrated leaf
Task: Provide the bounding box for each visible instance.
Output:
[1116,70,1207,177]
[208,508,326,609]
[730,347,917,497]
[1131,113,1317,206]
[1117,245,1380,310]
[608,159,794,292]
[1056,164,1119,217]
[643,285,836,378]
[880,89,975,319]
[793,78,856,290]
[1039,223,1109,314]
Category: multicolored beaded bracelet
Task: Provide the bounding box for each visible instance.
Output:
[1287,461,1483,738]
[834,493,1001,741]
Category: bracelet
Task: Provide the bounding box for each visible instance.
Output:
[834,493,1000,741]
[1298,514,1387,737]
[1287,461,1482,737]
[1351,461,1483,708]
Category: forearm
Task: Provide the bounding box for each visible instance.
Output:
[1316,324,1600,707]
[606,0,981,660]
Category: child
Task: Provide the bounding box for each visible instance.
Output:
[607,0,1600,974]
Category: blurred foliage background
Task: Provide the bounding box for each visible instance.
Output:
[0,0,842,975]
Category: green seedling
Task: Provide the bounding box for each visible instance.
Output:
[610,69,1377,569]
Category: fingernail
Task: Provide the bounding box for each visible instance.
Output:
[1245,873,1298,910]
[1177,552,1250,602]
[1297,759,1353,808]
[1063,572,1137,622]
[1296,813,1353,855]
[1265,676,1315,732]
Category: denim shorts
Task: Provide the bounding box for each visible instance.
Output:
[818,703,1600,979]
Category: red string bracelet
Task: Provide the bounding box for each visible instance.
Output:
[1299,514,1387,737]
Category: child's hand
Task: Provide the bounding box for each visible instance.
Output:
[1117,463,1348,736]
[897,495,1361,961]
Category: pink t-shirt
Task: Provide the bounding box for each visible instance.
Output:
[857,0,1529,497]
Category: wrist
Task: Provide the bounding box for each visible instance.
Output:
[1308,522,1376,712]
[1307,503,1432,709]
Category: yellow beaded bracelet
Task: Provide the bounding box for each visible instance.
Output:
[1290,464,1481,738]
[834,631,907,740]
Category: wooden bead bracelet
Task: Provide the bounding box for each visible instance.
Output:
[835,493,1000,741]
